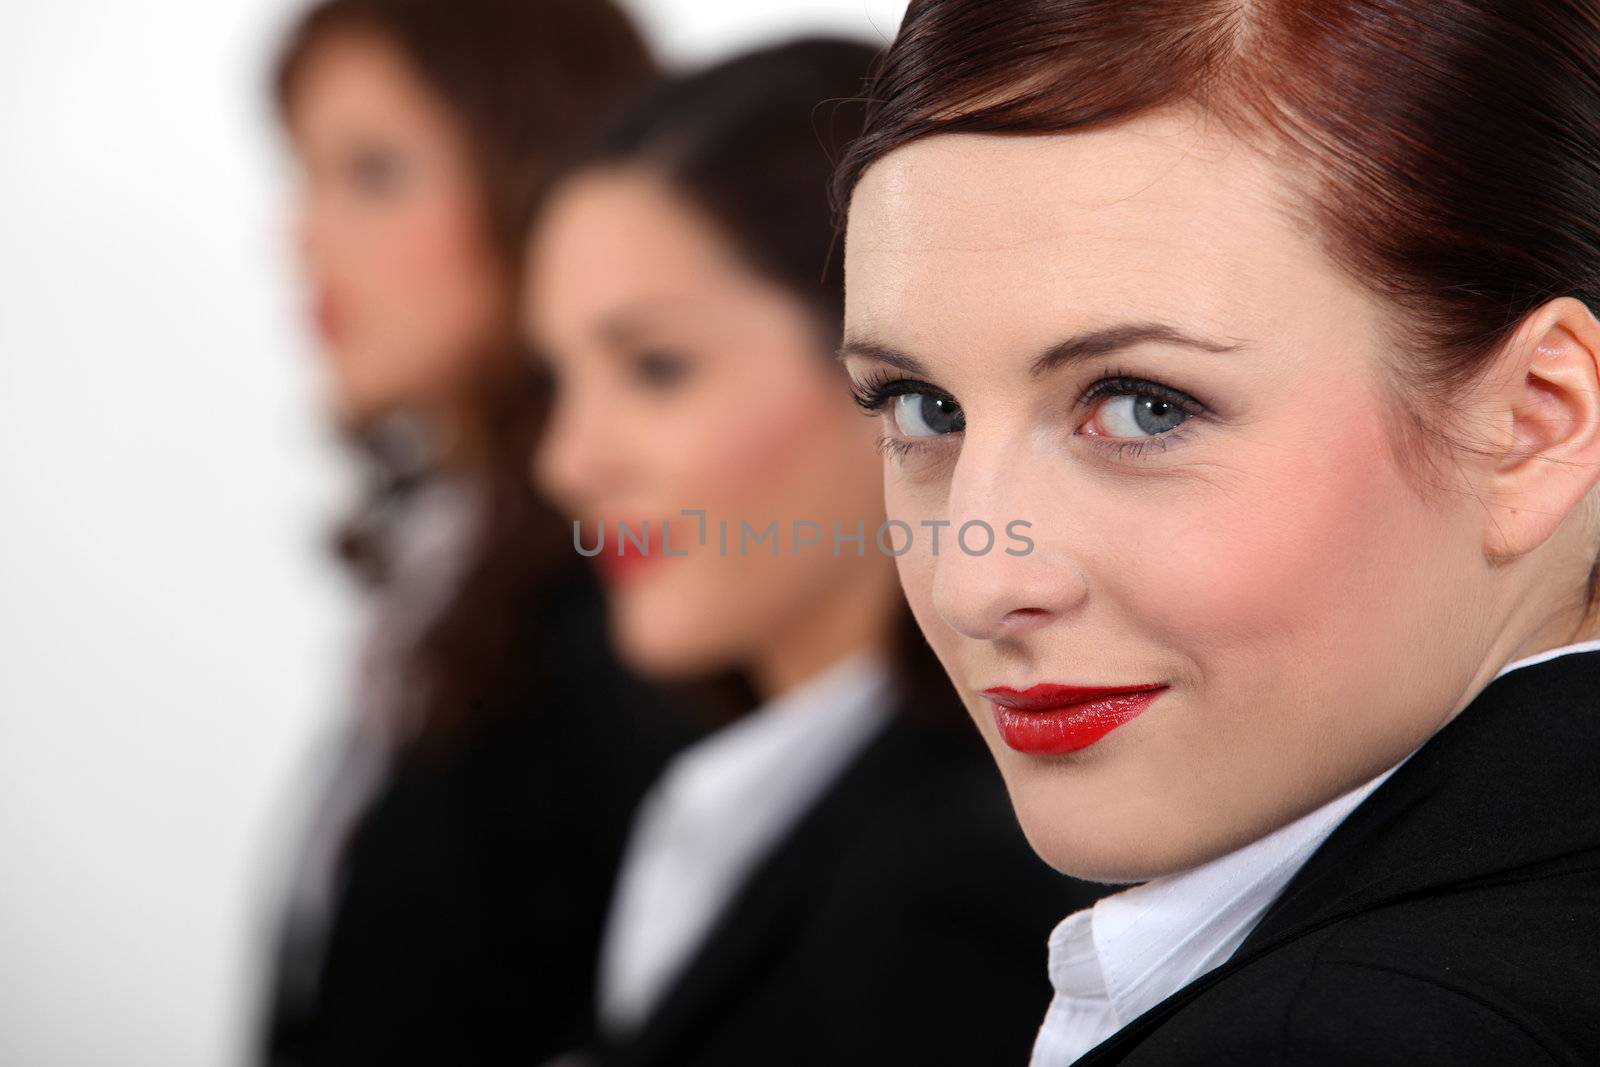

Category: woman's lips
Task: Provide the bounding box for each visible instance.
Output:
[592,541,659,584]
[312,291,342,343]
[587,518,677,585]
[982,683,1168,755]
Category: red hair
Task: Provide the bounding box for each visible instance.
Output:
[835,0,1600,615]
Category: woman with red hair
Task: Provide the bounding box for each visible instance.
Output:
[836,1,1600,1062]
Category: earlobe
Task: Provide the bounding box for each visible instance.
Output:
[1482,297,1600,561]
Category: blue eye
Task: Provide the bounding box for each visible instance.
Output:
[849,372,961,460]
[892,392,965,437]
[1080,373,1204,439]
[1094,392,1191,437]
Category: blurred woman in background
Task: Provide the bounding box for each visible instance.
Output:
[261,2,693,1064]
[526,38,1107,1067]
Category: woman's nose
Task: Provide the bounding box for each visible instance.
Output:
[927,442,1090,643]
[293,185,329,272]
[533,380,627,512]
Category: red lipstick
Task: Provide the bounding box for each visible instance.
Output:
[312,290,342,344]
[983,683,1167,755]
[588,518,674,586]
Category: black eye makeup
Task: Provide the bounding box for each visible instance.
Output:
[849,369,964,460]
[848,363,1210,462]
[851,370,963,428]
[1076,366,1208,458]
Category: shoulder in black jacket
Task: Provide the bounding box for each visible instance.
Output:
[596,709,1110,1067]
[1073,648,1600,1066]
[262,567,702,1067]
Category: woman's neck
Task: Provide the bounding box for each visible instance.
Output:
[749,561,901,703]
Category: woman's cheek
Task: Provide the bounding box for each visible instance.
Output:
[373,189,493,314]
[886,474,949,640]
[695,369,846,515]
[1130,419,1408,665]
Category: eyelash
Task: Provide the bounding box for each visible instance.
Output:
[849,365,1207,460]
[876,435,923,461]
[848,371,951,461]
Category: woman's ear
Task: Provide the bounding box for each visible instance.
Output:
[1479,296,1600,563]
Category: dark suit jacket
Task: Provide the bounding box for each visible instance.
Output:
[596,710,1109,1067]
[262,566,700,1067]
[1073,648,1600,1066]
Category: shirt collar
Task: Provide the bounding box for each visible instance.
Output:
[652,650,894,829]
[1491,637,1600,681]
[1048,762,1402,1029]
[1045,637,1600,1031]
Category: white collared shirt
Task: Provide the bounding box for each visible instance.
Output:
[597,651,894,1035]
[1029,638,1600,1066]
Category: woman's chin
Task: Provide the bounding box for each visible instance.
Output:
[613,631,710,682]
[611,611,739,684]
[1004,774,1202,884]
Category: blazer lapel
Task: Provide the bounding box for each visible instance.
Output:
[610,715,915,1066]
[1072,649,1600,1066]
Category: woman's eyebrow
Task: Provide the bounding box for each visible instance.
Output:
[1030,323,1244,375]
[597,296,704,347]
[839,323,1242,378]
[835,336,929,375]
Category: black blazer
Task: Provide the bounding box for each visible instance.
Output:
[262,568,700,1067]
[1074,648,1600,1066]
[595,709,1109,1067]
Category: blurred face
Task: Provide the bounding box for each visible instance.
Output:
[285,31,504,427]
[843,110,1512,881]
[529,168,893,687]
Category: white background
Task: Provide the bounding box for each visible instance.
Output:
[0,2,908,1064]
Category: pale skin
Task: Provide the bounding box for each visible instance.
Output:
[842,108,1600,882]
[284,30,504,449]
[527,167,901,700]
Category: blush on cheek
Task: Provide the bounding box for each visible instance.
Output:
[372,194,496,320]
[1137,411,1420,673]
[701,371,842,509]
[407,197,487,270]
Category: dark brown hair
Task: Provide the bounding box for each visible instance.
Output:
[557,37,968,726]
[835,0,1600,629]
[578,37,879,348]
[273,0,658,757]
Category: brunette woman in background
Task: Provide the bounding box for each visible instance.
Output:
[259,3,695,1065]
[526,38,1107,1067]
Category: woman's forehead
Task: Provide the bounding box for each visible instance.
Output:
[842,118,1347,358]
[851,120,1287,253]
